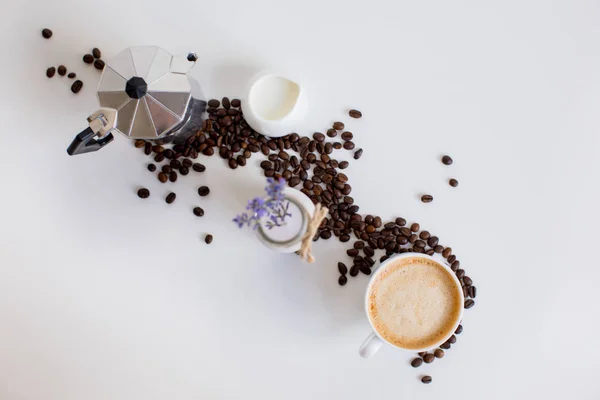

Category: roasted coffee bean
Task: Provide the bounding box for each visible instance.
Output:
[282,170,292,180]
[67,72,76,79]
[57,65,67,76]
[414,240,426,248]
[165,192,176,204]
[332,142,342,150]
[321,154,331,164]
[153,145,165,153]
[170,160,181,169]
[147,163,156,172]
[158,172,168,183]
[449,178,459,187]
[228,158,238,169]
[354,149,363,159]
[427,236,439,247]
[341,131,353,141]
[411,358,423,368]
[338,262,348,275]
[442,155,453,165]
[449,259,459,271]
[231,98,241,107]
[92,47,101,58]
[169,171,177,182]
[423,353,435,363]
[192,207,204,217]
[343,141,355,150]
[409,223,419,232]
[463,276,473,286]
[333,121,345,130]
[338,275,348,286]
[323,128,336,138]
[137,188,150,198]
[396,236,408,245]
[277,151,289,160]
[442,247,452,258]
[193,163,206,172]
[363,247,374,257]
[260,161,272,170]
[421,194,433,203]
[349,109,362,118]
[313,132,325,142]
[440,342,451,350]
[303,180,314,190]
[349,265,359,277]
[393,217,405,227]
[455,324,463,334]
[71,80,83,93]
[434,349,444,358]
[384,222,395,230]
[180,166,189,175]
[94,59,105,70]
[463,285,469,297]
[417,231,429,240]
[434,245,444,253]
[83,54,94,64]
[205,234,213,244]
[208,99,220,108]
[198,186,210,196]
[160,165,172,174]
[347,249,359,257]
[421,376,432,384]
[354,241,365,249]
[359,265,371,275]
[338,161,349,169]
[380,255,389,263]
[344,196,354,204]
[366,225,375,234]
[222,97,231,109]
[400,227,411,236]
[456,269,465,278]
[409,234,418,243]
[448,255,457,263]
[46,67,56,78]
[372,216,382,228]
[42,28,53,38]
[469,286,477,298]
[448,335,457,344]
[320,230,332,239]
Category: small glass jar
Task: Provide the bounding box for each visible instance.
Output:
[255,187,316,253]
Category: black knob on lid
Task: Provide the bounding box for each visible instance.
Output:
[125,77,147,99]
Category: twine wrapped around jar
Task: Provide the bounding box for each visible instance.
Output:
[298,203,329,263]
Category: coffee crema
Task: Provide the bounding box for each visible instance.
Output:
[368,257,462,350]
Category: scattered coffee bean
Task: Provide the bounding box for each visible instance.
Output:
[423,353,435,363]
[442,247,452,258]
[205,234,213,244]
[83,54,94,64]
[448,335,457,344]
[222,97,231,109]
[421,376,432,384]
[440,342,451,350]
[71,80,83,93]
[410,223,420,232]
[338,275,348,286]
[165,192,176,204]
[46,67,56,78]
[411,358,423,368]
[67,72,76,79]
[93,59,105,70]
[354,149,363,159]
[339,161,349,169]
[465,299,475,309]
[198,186,210,196]
[169,171,178,182]
[455,324,463,334]
[193,163,206,172]
[469,286,477,298]
[231,98,241,107]
[157,172,168,183]
[147,163,156,172]
[193,207,204,217]
[92,47,101,58]
[449,178,459,187]
[57,65,67,76]
[442,155,453,165]
[434,349,444,358]
[137,188,150,198]
[337,262,348,275]
[208,99,220,108]
[421,194,433,203]
[347,249,359,257]
[341,131,353,141]
[343,141,355,150]
[41,28,53,39]
[333,121,345,130]
[349,109,362,118]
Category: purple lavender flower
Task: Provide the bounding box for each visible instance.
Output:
[234,178,292,230]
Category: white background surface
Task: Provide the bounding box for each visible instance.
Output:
[1,1,599,399]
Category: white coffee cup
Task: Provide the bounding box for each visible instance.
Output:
[358,253,465,358]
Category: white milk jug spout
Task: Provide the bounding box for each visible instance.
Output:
[242,73,307,138]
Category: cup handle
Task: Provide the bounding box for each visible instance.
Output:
[359,332,383,359]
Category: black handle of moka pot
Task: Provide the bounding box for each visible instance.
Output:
[66,127,114,156]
